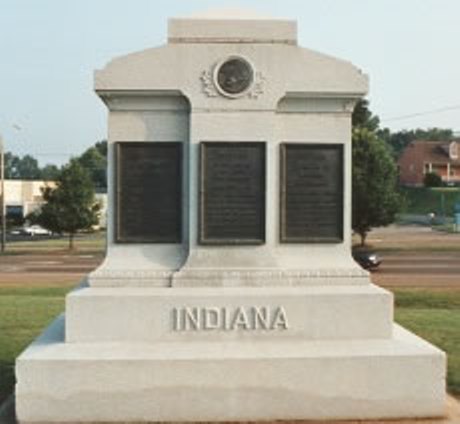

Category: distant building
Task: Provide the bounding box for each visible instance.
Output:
[398,140,460,186]
[0,180,56,220]
[0,180,107,227]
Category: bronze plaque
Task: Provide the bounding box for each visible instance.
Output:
[116,142,182,243]
[200,142,265,244]
[280,144,343,243]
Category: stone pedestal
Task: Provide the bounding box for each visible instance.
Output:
[17,284,445,423]
[15,8,446,423]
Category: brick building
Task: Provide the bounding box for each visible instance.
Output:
[398,140,460,186]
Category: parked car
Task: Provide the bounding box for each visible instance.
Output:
[352,250,382,271]
[21,225,52,236]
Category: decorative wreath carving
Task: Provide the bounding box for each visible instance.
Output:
[200,58,266,99]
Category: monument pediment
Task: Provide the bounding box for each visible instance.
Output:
[95,10,367,106]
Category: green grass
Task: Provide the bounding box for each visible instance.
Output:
[394,289,460,396]
[0,287,459,406]
[2,232,106,255]
[0,286,70,405]
[400,186,460,215]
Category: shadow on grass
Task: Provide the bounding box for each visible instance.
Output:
[0,360,15,407]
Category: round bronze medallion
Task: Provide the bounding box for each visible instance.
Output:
[215,57,254,97]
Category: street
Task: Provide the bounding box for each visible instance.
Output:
[0,225,458,289]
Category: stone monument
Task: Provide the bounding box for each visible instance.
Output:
[16,9,446,423]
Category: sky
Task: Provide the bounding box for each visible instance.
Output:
[1,0,460,166]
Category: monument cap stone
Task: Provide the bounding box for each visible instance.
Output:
[168,8,297,45]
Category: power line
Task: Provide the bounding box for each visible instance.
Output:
[381,104,460,123]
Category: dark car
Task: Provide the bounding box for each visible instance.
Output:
[352,250,382,271]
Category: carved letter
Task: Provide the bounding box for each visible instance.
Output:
[203,307,221,330]
[271,307,289,330]
[173,308,182,331]
[184,307,200,331]
[253,306,269,330]
[222,307,229,330]
[231,307,250,330]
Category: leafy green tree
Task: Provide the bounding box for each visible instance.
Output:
[423,172,443,188]
[5,152,23,179]
[5,152,58,180]
[76,142,107,190]
[29,161,100,249]
[40,164,61,180]
[94,140,107,157]
[352,128,401,246]
[14,154,41,179]
[352,99,380,132]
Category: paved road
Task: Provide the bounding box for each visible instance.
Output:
[0,225,458,289]
[1,249,459,289]
[372,251,460,289]
[0,252,103,286]
[365,225,460,289]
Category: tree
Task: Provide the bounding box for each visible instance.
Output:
[76,141,107,190]
[352,127,401,246]
[29,161,100,250]
[352,99,380,132]
[17,155,42,179]
[424,172,443,188]
[40,164,61,180]
[94,140,107,157]
[4,151,59,180]
[4,152,38,179]
[4,152,19,179]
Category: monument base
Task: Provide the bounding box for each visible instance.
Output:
[16,315,445,423]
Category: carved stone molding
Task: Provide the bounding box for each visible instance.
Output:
[200,70,219,97]
[174,268,368,279]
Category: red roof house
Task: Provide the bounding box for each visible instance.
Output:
[398,140,460,186]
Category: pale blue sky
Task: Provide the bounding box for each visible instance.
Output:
[1,0,459,165]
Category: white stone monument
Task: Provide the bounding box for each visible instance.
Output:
[16,10,446,423]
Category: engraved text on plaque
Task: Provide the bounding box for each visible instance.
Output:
[200,142,265,244]
[280,143,343,243]
[116,142,182,243]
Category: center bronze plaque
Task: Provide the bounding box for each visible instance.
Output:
[116,142,182,243]
[200,142,266,244]
[280,143,343,243]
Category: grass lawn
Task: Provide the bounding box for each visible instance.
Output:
[394,289,460,396]
[3,232,106,255]
[0,286,459,406]
[0,285,72,405]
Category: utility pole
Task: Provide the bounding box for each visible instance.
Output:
[0,134,5,252]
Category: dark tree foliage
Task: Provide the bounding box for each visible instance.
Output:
[352,99,380,132]
[29,161,100,250]
[5,153,41,179]
[94,140,107,157]
[40,164,61,180]
[5,152,60,180]
[352,100,401,245]
[423,172,443,188]
[76,141,107,190]
[352,128,401,246]
[4,140,108,190]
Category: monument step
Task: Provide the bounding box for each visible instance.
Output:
[16,315,445,422]
[66,284,393,343]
